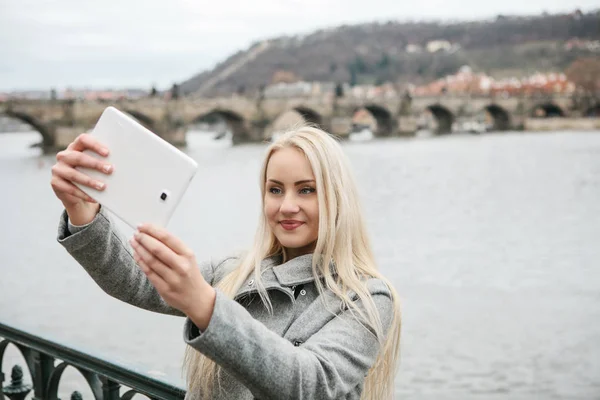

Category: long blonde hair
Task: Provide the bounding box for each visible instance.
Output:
[182,125,402,399]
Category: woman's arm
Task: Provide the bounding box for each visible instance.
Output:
[56,206,221,316]
[184,279,395,399]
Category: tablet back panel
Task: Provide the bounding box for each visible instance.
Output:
[74,106,198,229]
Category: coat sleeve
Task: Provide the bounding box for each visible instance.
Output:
[56,206,231,317]
[183,280,395,399]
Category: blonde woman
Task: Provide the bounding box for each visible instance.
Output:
[51,126,402,399]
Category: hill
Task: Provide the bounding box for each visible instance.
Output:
[178,9,600,97]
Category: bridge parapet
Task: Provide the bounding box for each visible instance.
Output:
[0,92,590,153]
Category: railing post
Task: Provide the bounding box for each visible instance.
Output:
[2,366,32,400]
[0,370,5,400]
[0,323,186,400]
[32,351,54,400]
[100,376,120,400]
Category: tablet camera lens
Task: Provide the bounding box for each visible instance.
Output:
[160,192,167,201]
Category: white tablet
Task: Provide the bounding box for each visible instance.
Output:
[74,106,198,229]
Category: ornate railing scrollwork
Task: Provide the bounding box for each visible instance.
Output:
[0,323,185,400]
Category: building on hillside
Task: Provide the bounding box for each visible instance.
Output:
[264,81,316,97]
[564,39,600,52]
[426,40,453,53]
[411,66,577,97]
[348,83,397,100]
[491,72,576,96]
[406,44,423,53]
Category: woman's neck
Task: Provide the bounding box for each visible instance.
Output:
[285,242,316,260]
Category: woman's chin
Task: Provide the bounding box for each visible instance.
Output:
[277,237,317,256]
[278,239,308,249]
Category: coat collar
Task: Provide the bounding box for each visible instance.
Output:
[233,253,336,301]
[272,253,320,286]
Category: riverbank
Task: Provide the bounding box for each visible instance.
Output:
[524,117,600,131]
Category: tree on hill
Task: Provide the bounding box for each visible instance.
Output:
[170,83,180,99]
[334,82,344,98]
[271,70,299,84]
[565,57,600,113]
[176,10,600,96]
[566,58,600,95]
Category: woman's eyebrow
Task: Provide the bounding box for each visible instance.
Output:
[267,179,315,185]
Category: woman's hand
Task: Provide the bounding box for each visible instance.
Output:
[50,133,112,224]
[130,223,216,330]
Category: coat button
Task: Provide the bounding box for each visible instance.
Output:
[248,279,254,286]
[299,289,306,296]
[293,341,302,346]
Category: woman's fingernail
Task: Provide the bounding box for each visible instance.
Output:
[96,182,105,190]
[103,164,112,173]
[100,148,109,156]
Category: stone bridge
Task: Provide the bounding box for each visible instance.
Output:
[0,92,594,152]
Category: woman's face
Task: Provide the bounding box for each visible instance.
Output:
[264,147,319,259]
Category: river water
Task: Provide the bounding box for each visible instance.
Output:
[1,130,599,399]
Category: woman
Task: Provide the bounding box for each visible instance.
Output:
[51,125,402,399]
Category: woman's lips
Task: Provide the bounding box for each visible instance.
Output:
[280,220,304,231]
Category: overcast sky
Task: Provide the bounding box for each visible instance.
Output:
[0,0,597,92]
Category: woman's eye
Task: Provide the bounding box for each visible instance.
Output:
[269,187,282,195]
[300,187,315,194]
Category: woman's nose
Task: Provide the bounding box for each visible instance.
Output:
[280,194,300,214]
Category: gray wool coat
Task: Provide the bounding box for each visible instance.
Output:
[56,206,394,400]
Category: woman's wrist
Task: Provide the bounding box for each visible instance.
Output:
[187,284,217,332]
[65,202,100,226]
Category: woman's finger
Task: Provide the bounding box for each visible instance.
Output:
[56,150,113,175]
[52,163,107,192]
[133,251,146,272]
[50,176,97,203]
[69,133,110,157]
[133,231,186,269]
[135,254,170,294]
[137,224,193,257]
[131,236,178,284]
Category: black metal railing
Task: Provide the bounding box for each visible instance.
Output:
[0,322,186,400]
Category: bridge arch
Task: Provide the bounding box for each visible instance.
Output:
[191,109,248,143]
[531,103,565,118]
[293,106,322,127]
[265,110,307,140]
[123,110,156,131]
[427,104,454,134]
[2,110,55,148]
[485,104,511,131]
[353,105,394,136]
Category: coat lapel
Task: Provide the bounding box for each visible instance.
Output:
[233,253,337,301]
